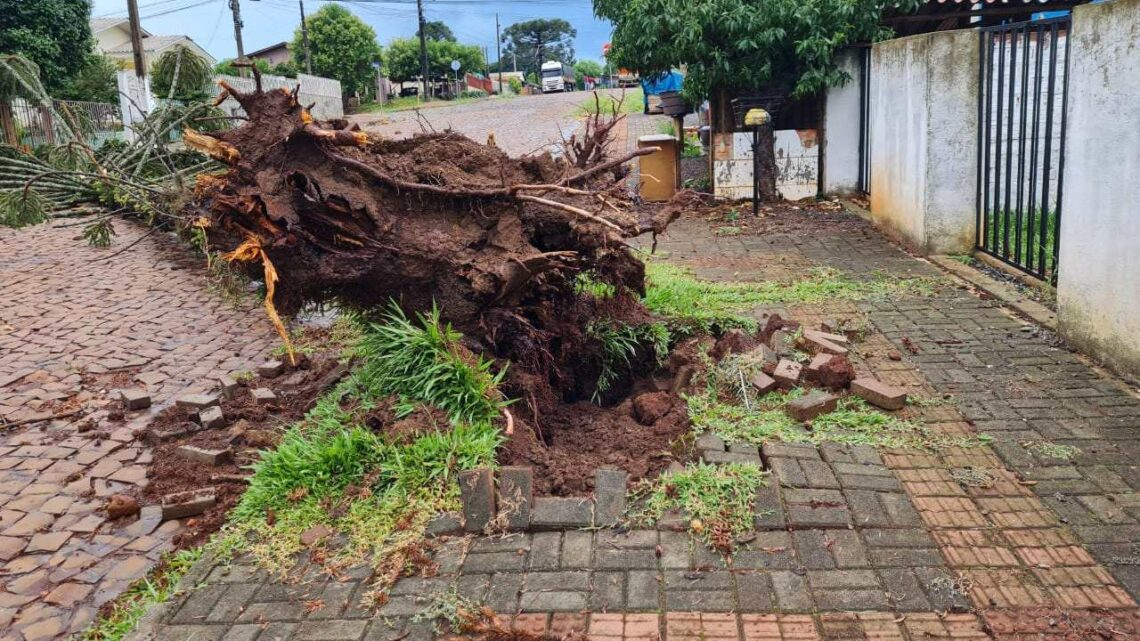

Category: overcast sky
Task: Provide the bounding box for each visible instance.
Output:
[92,0,614,65]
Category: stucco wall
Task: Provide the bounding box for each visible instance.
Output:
[821,48,863,194]
[1056,0,1140,380]
[869,29,978,254]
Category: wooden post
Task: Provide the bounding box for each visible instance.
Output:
[0,101,17,147]
[39,104,55,145]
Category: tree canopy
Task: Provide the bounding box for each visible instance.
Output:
[595,0,917,101]
[57,54,119,104]
[500,19,576,78]
[151,46,214,102]
[385,38,485,83]
[215,58,297,79]
[418,20,456,42]
[0,0,96,94]
[291,4,383,96]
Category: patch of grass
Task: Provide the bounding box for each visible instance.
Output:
[588,320,671,402]
[946,254,974,265]
[412,586,483,634]
[215,304,506,591]
[574,89,644,116]
[573,271,617,299]
[642,261,941,334]
[356,303,508,425]
[628,462,766,552]
[80,547,203,641]
[715,226,741,237]
[1024,440,1080,461]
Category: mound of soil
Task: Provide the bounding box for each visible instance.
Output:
[138,350,347,548]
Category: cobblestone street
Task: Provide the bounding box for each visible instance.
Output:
[0,221,276,639]
[140,211,1140,640]
[348,91,614,156]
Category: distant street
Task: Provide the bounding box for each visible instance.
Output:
[348,89,634,156]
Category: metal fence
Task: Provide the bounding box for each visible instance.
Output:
[9,98,125,149]
[975,16,1070,283]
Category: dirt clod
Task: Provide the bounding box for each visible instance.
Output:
[632,391,674,426]
[105,494,140,519]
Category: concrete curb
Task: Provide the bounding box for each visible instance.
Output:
[928,255,1057,330]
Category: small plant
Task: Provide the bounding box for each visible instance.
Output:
[356,303,508,425]
[573,271,617,298]
[588,320,671,401]
[715,226,741,237]
[1024,440,1080,461]
[628,462,766,552]
[412,586,484,634]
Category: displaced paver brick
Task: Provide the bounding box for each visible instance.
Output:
[257,360,285,378]
[161,488,217,520]
[594,468,627,527]
[459,468,495,532]
[176,393,219,410]
[850,377,907,410]
[120,388,151,410]
[497,466,533,530]
[176,445,233,466]
[786,390,839,422]
[197,405,225,429]
[772,359,803,388]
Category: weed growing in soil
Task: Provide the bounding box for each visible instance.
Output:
[643,262,940,333]
[216,309,504,592]
[628,462,766,551]
[588,320,671,401]
[80,547,203,641]
[412,586,483,634]
[356,303,508,424]
[573,271,617,298]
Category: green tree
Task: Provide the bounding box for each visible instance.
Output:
[291,4,383,97]
[573,59,604,87]
[500,19,576,78]
[150,46,214,102]
[57,54,119,103]
[0,0,96,94]
[385,38,485,83]
[596,0,916,197]
[418,20,456,42]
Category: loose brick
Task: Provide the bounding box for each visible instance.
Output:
[802,330,848,356]
[197,405,225,429]
[250,387,277,403]
[176,445,233,466]
[491,467,530,531]
[120,388,151,410]
[786,390,839,422]
[258,360,285,378]
[750,371,777,395]
[695,433,725,452]
[161,488,217,520]
[459,468,495,532]
[176,393,219,410]
[850,377,907,410]
[216,374,239,400]
[772,359,803,388]
[594,468,627,527]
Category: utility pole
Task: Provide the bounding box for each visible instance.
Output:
[299,0,312,74]
[495,13,503,94]
[230,0,246,75]
[416,0,430,100]
[126,0,147,79]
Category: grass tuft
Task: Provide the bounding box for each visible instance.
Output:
[628,462,766,551]
[1024,440,1080,461]
[587,320,671,402]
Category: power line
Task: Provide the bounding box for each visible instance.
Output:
[142,0,221,19]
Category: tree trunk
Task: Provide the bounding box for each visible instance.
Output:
[709,88,778,202]
[0,101,18,147]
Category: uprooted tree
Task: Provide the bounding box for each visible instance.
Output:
[183,75,680,419]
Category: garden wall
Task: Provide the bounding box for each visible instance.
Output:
[868,28,978,254]
[821,48,864,195]
[1056,0,1140,381]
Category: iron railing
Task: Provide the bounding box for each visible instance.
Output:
[976,15,1070,283]
[9,99,125,149]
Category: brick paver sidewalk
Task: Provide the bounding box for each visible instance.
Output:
[139,212,1140,641]
[0,219,276,639]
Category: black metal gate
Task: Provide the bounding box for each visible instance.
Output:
[976,16,1070,283]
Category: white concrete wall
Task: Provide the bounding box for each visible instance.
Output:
[1056,0,1140,380]
[213,73,344,120]
[822,48,864,194]
[713,130,819,200]
[869,29,979,254]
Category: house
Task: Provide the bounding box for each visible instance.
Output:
[246,42,291,66]
[90,18,216,69]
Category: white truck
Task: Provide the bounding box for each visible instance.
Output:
[540,61,574,93]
